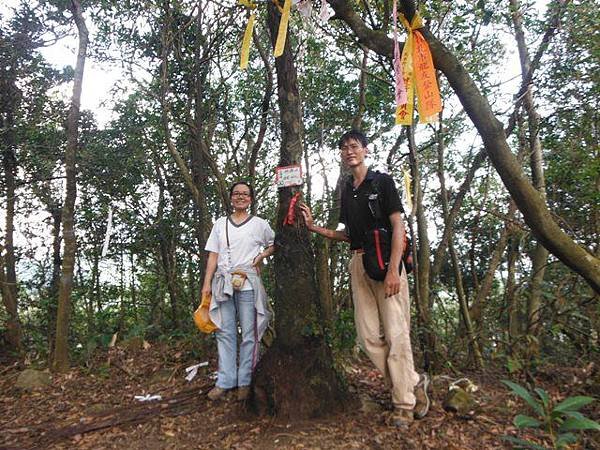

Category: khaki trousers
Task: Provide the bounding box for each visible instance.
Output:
[350,253,419,410]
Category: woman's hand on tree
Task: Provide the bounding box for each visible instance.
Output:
[252,253,265,274]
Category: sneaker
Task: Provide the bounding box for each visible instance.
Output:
[414,373,431,419]
[237,386,250,401]
[207,386,228,401]
[392,408,413,428]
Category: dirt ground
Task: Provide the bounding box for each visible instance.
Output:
[1,340,598,449]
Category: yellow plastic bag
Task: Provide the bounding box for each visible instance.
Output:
[193,293,218,334]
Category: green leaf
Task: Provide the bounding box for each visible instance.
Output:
[559,417,600,432]
[507,357,522,374]
[561,410,586,420]
[501,435,548,450]
[501,380,544,416]
[534,388,550,410]
[555,433,577,448]
[553,396,595,413]
[514,414,542,429]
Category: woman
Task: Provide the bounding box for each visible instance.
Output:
[202,181,275,401]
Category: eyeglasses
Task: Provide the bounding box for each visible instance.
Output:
[231,192,251,198]
[340,143,364,153]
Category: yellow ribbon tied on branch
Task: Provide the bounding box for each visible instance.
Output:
[396,12,442,125]
[273,0,292,57]
[239,0,257,70]
[403,167,413,212]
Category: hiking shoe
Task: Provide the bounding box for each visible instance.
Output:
[207,386,228,401]
[237,386,250,401]
[392,408,414,428]
[414,373,431,419]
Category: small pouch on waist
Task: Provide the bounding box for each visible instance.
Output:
[231,270,248,291]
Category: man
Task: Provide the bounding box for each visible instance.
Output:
[300,130,429,427]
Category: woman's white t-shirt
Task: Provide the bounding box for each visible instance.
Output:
[205,215,275,290]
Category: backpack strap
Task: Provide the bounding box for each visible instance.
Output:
[367,173,385,228]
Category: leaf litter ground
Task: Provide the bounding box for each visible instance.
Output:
[1,341,598,449]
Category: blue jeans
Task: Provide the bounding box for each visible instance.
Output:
[215,289,257,389]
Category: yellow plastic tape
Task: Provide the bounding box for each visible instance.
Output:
[396,13,415,125]
[274,0,292,57]
[413,29,441,122]
[403,168,413,212]
[396,12,441,124]
[240,12,256,70]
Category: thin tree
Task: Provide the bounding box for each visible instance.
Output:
[509,0,551,351]
[52,0,88,372]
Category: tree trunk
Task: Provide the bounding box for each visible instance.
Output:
[327,0,600,293]
[160,236,180,330]
[469,202,517,329]
[89,248,100,336]
[158,1,229,213]
[313,204,335,325]
[506,233,521,354]
[436,123,482,368]
[510,0,551,346]
[407,125,436,369]
[153,156,180,330]
[47,206,62,360]
[252,2,349,419]
[189,7,213,266]
[1,109,21,352]
[130,252,138,322]
[0,244,20,351]
[52,0,88,372]
[448,238,484,368]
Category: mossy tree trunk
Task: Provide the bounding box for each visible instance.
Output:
[252,2,349,419]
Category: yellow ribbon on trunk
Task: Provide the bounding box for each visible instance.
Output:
[403,167,413,212]
[396,12,442,125]
[239,0,257,70]
[273,0,292,57]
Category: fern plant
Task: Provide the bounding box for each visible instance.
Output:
[501,380,599,449]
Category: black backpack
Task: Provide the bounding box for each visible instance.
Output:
[362,174,413,281]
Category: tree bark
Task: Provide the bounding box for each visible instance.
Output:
[1,111,21,352]
[327,0,600,293]
[47,206,62,360]
[505,232,521,354]
[469,201,517,329]
[509,0,551,345]
[448,238,484,368]
[0,244,20,351]
[252,2,349,419]
[407,125,436,369]
[436,122,482,367]
[52,0,88,372]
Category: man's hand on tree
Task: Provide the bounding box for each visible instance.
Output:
[299,204,314,230]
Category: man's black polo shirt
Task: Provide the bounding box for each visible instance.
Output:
[339,168,404,250]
